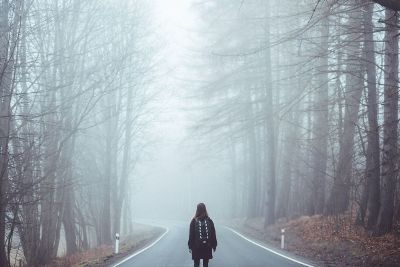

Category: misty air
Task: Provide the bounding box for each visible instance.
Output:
[1,0,400,266]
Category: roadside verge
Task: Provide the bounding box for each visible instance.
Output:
[226,226,315,267]
[110,227,169,267]
[50,223,167,267]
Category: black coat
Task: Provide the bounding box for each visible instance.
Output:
[188,217,217,260]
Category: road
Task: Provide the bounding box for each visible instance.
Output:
[112,221,315,267]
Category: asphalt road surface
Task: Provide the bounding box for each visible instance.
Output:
[112,221,315,267]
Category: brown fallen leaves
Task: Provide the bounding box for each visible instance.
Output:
[49,223,165,267]
[236,215,400,267]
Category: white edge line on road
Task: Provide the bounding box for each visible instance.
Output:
[227,227,315,267]
[111,227,169,267]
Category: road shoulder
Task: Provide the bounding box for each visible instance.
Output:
[50,223,166,267]
[228,216,400,267]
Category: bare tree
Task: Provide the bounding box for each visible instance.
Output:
[356,1,380,229]
[375,8,398,235]
[326,0,364,215]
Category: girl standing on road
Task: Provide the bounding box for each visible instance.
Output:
[188,203,217,267]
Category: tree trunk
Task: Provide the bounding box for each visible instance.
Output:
[229,140,238,218]
[62,134,78,255]
[375,9,398,235]
[276,114,295,219]
[264,0,276,227]
[38,3,64,260]
[100,119,112,245]
[100,93,118,245]
[310,13,329,215]
[356,2,380,229]
[18,1,40,264]
[63,185,78,255]
[0,1,11,265]
[325,1,363,215]
[113,78,134,236]
[246,89,258,218]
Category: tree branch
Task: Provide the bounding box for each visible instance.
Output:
[373,0,400,11]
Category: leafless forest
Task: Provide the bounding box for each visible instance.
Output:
[1,0,400,266]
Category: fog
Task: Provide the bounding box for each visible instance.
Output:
[132,0,234,220]
[1,0,400,265]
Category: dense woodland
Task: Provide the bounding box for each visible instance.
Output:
[190,0,400,241]
[1,0,400,266]
[0,0,156,266]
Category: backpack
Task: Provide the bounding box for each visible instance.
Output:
[194,217,210,249]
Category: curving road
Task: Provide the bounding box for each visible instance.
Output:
[111,221,315,267]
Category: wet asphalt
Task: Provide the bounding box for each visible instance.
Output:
[112,220,315,267]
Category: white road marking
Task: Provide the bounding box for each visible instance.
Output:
[111,227,169,267]
[226,227,315,267]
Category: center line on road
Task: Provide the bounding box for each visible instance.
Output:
[226,227,315,267]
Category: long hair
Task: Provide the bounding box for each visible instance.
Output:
[194,203,209,219]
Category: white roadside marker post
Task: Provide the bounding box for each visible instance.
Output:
[115,233,120,254]
[281,229,285,249]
